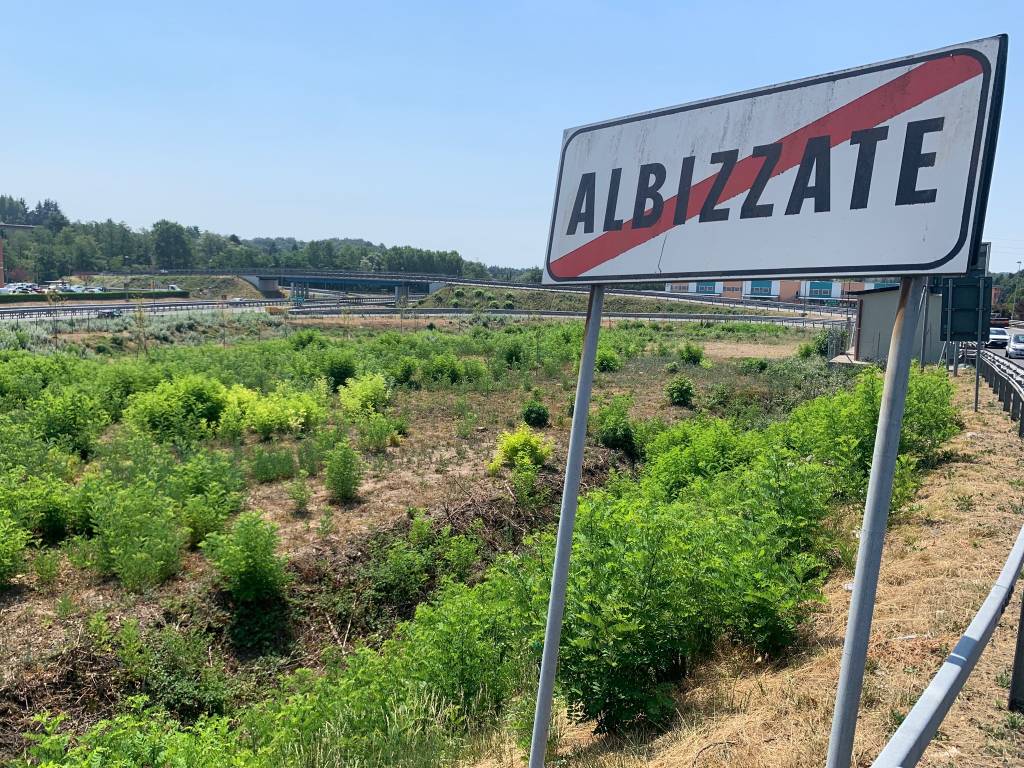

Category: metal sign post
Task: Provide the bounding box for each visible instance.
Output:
[826,275,926,768]
[528,284,605,768]
[975,276,985,411]
[919,282,930,369]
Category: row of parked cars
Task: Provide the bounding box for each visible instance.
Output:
[0,281,107,295]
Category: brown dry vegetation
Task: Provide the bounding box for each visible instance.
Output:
[476,374,1024,768]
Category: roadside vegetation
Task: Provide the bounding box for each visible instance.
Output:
[0,312,961,767]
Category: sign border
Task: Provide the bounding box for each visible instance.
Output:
[544,36,1007,284]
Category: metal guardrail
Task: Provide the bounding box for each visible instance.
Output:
[870,349,1024,768]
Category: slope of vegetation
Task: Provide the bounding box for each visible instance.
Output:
[417,285,768,315]
[0,314,959,767]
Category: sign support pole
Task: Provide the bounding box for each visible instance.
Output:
[826,275,925,768]
[919,281,930,369]
[528,284,605,768]
[975,276,985,412]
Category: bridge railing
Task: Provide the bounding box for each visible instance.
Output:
[869,348,1024,767]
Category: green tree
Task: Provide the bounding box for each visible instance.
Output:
[152,220,194,270]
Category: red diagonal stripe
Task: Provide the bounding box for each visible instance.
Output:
[549,54,984,279]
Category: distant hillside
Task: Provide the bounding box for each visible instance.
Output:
[0,194,540,283]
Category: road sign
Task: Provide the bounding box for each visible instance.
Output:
[941,275,992,342]
[544,36,1006,285]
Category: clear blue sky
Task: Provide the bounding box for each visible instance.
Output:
[3,1,1022,270]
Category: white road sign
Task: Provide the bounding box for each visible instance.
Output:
[543,36,1006,284]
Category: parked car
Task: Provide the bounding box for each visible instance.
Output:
[1007,333,1024,360]
[987,327,1010,348]
[96,309,123,319]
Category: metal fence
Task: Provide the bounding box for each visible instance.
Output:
[870,349,1024,768]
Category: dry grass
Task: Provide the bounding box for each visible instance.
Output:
[477,374,1024,768]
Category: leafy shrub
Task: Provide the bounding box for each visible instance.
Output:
[0,513,29,587]
[356,412,403,453]
[739,357,770,374]
[250,446,297,483]
[678,342,704,365]
[0,471,76,542]
[202,512,289,603]
[31,387,108,458]
[424,353,464,385]
[488,425,553,474]
[499,337,530,368]
[124,375,227,444]
[288,472,311,515]
[511,454,545,509]
[33,548,61,593]
[339,373,391,414]
[117,622,233,720]
[320,347,357,391]
[521,399,550,428]
[392,356,422,388]
[91,483,189,592]
[797,342,816,359]
[665,375,695,407]
[325,441,362,501]
[594,346,622,373]
[242,386,327,439]
[593,396,638,458]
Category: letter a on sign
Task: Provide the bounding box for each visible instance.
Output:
[543,36,1006,284]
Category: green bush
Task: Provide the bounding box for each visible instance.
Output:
[124,375,227,444]
[521,399,550,428]
[678,341,704,365]
[594,346,622,373]
[392,356,422,388]
[424,352,464,385]
[325,441,362,501]
[488,425,553,474]
[320,347,357,391]
[117,621,233,720]
[0,471,77,542]
[250,446,297,483]
[288,472,311,515]
[339,373,391,414]
[665,375,696,407]
[0,513,29,587]
[32,387,109,458]
[356,412,403,453]
[91,483,189,592]
[593,396,638,458]
[202,512,289,603]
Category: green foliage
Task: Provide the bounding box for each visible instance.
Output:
[392,356,423,388]
[325,441,362,501]
[202,512,289,603]
[593,396,638,458]
[31,387,108,458]
[339,372,391,414]
[91,484,189,592]
[250,446,297,483]
[33,549,61,593]
[124,375,227,444]
[288,472,311,515]
[116,622,232,721]
[665,375,695,407]
[511,454,546,509]
[0,513,30,587]
[320,347,357,391]
[678,341,705,365]
[488,425,553,474]
[0,471,77,542]
[594,346,622,373]
[356,412,404,453]
[521,399,550,428]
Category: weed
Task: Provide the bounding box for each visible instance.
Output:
[325,441,362,501]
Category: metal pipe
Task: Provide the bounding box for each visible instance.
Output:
[826,276,926,768]
[976,277,985,411]
[873,523,1024,767]
[919,281,929,369]
[528,284,605,768]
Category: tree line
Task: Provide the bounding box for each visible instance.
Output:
[0,195,541,283]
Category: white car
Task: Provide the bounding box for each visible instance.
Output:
[1007,333,1024,359]
[987,327,1010,348]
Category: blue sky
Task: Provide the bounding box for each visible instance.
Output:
[3,1,1022,270]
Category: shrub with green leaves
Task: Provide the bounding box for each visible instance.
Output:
[678,341,704,365]
[488,425,553,474]
[320,346,357,391]
[0,513,29,587]
[665,375,696,407]
[91,483,189,592]
[325,441,362,501]
[593,396,638,458]
[521,399,550,428]
[0,471,77,542]
[594,346,622,373]
[339,372,391,414]
[202,512,289,603]
[250,446,297,483]
[31,387,109,458]
[124,375,227,444]
[356,411,403,453]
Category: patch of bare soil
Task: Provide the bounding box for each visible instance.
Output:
[478,374,1024,768]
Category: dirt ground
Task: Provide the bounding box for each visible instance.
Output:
[478,373,1024,768]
